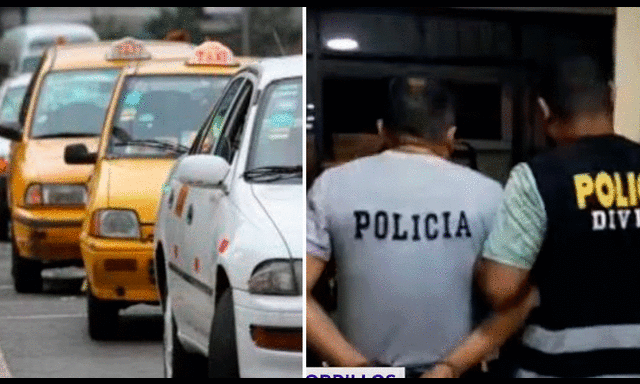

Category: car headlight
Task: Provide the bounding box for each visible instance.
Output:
[248,259,302,295]
[25,184,87,206]
[90,209,140,239]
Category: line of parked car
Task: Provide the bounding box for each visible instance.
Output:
[0,23,303,378]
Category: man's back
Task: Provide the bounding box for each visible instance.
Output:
[307,150,502,367]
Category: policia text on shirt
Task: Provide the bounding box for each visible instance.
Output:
[353,210,472,240]
[574,171,640,230]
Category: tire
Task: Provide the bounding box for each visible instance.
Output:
[207,288,239,378]
[0,177,9,242]
[11,238,43,293]
[0,209,9,242]
[163,295,207,378]
[87,290,119,340]
[0,214,9,242]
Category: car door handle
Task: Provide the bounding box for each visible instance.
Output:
[186,205,193,225]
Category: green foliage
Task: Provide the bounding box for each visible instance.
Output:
[144,7,204,43]
[248,7,302,56]
[90,14,128,40]
[143,7,302,56]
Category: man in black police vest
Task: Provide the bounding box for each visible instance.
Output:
[477,55,640,377]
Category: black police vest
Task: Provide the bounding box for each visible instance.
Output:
[517,135,640,377]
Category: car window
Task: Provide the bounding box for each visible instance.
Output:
[30,69,120,138]
[0,64,10,79]
[245,77,302,181]
[195,77,245,154]
[19,54,46,127]
[213,81,253,163]
[107,75,229,158]
[0,85,27,124]
[21,56,42,74]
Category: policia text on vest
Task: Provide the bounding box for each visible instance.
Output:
[574,171,640,230]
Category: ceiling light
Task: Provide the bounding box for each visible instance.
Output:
[325,37,359,51]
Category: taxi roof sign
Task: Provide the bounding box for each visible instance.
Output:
[187,41,238,66]
[106,37,151,61]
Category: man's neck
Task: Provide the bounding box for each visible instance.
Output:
[557,113,615,144]
[392,135,452,159]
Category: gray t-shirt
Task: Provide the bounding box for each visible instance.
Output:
[307,150,503,367]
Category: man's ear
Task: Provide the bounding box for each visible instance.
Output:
[608,80,616,110]
[537,97,551,121]
[447,125,457,144]
[377,120,399,150]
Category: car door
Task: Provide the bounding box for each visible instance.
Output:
[170,76,248,344]
[181,75,255,342]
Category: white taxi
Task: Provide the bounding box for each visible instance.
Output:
[154,55,303,378]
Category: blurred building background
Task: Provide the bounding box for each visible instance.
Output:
[0,7,302,56]
[306,7,617,185]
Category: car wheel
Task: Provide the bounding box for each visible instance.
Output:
[87,290,118,340]
[0,177,9,242]
[11,238,43,293]
[0,212,9,242]
[208,288,239,378]
[163,295,207,377]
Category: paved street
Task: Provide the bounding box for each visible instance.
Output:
[0,241,164,378]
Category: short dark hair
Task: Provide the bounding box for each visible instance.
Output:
[384,76,454,141]
[537,55,612,122]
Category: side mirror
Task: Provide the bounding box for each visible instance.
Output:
[0,122,22,141]
[175,154,230,189]
[64,144,97,165]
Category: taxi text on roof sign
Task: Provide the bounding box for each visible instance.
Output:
[186,41,239,66]
[106,37,152,61]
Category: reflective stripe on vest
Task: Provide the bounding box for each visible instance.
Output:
[517,323,640,377]
[516,368,640,379]
[522,323,640,354]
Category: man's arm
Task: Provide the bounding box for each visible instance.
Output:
[420,286,539,378]
[306,170,367,366]
[478,163,544,310]
[421,163,544,378]
[306,255,369,367]
[476,258,532,311]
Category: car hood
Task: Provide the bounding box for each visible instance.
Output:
[23,138,98,182]
[105,158,176,223]
[249,183,304,259]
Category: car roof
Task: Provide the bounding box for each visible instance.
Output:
[129,56,255,77]
[49,40,195,71]
[243,55,303,88]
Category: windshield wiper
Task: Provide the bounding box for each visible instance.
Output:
[113,139,189,154]
[32,132,99,139]
[242,165,302,182]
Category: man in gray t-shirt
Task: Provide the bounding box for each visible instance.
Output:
[306,77,503,376]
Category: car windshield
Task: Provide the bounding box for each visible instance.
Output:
[30,69,120,138]
[108,75,229,158]
[245,77,302,184]
[0,85,27,124]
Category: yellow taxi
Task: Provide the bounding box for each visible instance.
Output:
[63,42,250,340]
[0,38,194,293]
